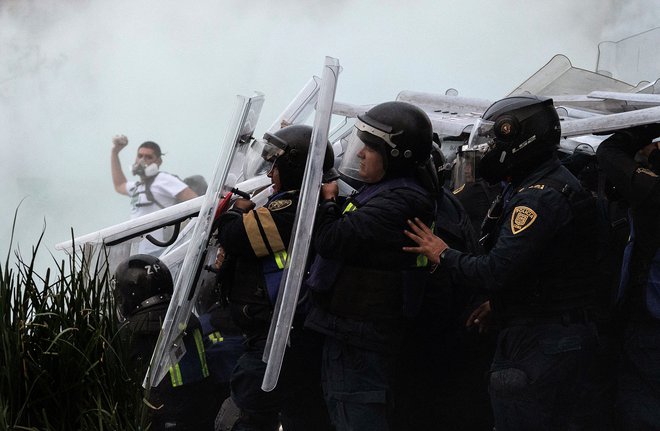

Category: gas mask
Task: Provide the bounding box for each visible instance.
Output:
[132,162,159,178]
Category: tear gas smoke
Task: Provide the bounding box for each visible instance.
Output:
[0,0,654,269]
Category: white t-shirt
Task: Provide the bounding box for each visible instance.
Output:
[126,172,188,255]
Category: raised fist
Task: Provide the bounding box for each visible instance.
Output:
[112,134,128,150]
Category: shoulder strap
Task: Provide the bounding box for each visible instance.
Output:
[142,173,165,209]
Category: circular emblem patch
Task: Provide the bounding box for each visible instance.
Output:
[510,206,537,234]
[268,199,293,211]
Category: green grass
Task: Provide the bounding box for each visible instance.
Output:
[0,211,150,430]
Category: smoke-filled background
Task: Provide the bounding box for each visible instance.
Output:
[1,0,658,268]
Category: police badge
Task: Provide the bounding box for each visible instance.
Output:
[511,206,537,234]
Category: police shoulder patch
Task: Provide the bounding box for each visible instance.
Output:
[636,167,658,178]
[510,206,538,234]
[268,199,293,211]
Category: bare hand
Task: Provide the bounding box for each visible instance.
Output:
[214,247,226,270]
[402,218,448,265]
[233,197,255,212]
[112,134,128,151]
[466,301,492,333]
[321,181,339,201]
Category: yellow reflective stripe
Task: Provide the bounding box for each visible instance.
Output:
[209,331,224,344]
[169,363,183,387]
[343,202,357,214]
[274,250,288,269]
[254,208,286,254]
[243,208,287,258]
[194,329,210,378]
[243,211,269,257]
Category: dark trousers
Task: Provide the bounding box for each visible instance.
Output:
[617,320,660,430]
[489,321,615,431]
[230,328,332,431]
[322,337,396,431]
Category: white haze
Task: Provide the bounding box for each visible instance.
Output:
[0,0,658,268]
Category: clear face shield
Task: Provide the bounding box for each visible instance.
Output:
[338,117,400,182]
[242,132,288,179]
[452,119,496,188]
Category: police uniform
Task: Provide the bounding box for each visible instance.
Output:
[118,303,217,430]
[597,130,660,429]
[216,190,332,431]
[394,187,495,430]
[305,178,434,431]
[441,157,609,430]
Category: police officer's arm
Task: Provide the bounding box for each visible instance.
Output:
[447,190,569,291]
[111,135,129,195]
[314,189,432,260]
[597,130,660,207]
[407,189,568,291]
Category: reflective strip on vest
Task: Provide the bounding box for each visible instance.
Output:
[209,331,224,344]
[169,364,184,387]
[274,250,288,269]
[194,329,210,378]
[343,202,357,214]
[244,208,286,258]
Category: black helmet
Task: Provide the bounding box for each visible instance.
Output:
[261,125,338,191]
[470,96,560,183]
[357,101,433,176]
[114,254,173,319]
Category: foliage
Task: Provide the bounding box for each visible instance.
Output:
[0,216,149,430]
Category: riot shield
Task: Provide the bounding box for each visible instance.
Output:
[266,76,322,133]
[597,27,660,86]
[145,93,265,389]
[261,56,341,392]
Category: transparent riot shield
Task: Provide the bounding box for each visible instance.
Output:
[145,93,265,389]
[266,76,322,133]
[261,56,341,392]
[597,27,660,86]
[508,54,637,97]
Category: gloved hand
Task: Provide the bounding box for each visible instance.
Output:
[232,198,255,213]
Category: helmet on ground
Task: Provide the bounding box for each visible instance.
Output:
[469,95,560,183]
[114,254,173,320]
[339,101,433,181]
[260,124,338,191]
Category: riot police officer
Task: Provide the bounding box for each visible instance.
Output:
[214,125,336,431]
[404,96,612,430]
[597,125,660,430]
[304,101,436,431]
[114,254,217,430]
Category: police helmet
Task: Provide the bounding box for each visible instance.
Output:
[469,95,560,183]
[114,254,173,320]
[260,125,339,191]
[339,101,433,180]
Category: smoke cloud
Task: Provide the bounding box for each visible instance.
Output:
[1,0,652,268]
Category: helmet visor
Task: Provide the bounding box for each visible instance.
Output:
[338,127,366,181]
[354,117,400,149]
[451,144,487,188]
[466,118,497,151]
[242,138,276,179]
